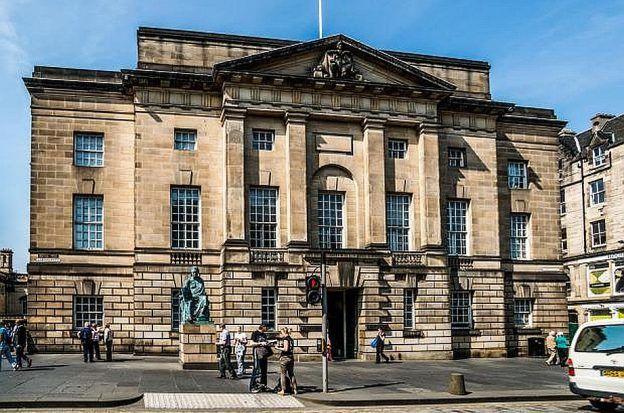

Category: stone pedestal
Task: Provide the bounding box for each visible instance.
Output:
[179,323,218,370]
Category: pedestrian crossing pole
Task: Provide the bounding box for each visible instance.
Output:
[321,250,328,393]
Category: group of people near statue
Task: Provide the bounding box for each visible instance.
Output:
[0,319,33,371]
[217,323,298,395]
[77,322,114,363]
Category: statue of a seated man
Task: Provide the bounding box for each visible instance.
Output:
[180,266,210,324]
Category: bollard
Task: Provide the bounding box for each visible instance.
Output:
[448,373,467,395]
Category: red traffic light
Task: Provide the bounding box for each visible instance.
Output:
[307,275,321,289]
[306,275,322,305]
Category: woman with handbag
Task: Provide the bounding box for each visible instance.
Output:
[275,327,298,395]
[375,327,389,363]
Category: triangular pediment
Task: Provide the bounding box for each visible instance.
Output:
[214,35,456,91]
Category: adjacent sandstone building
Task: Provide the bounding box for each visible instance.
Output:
[560,114,624,329]
[1,249,28,320]
[24,27,567,359]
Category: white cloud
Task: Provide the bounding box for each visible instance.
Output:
[0,0,28,74]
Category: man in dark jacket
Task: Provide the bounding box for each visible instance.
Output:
[78,322,94,362]
[13,319,32,368]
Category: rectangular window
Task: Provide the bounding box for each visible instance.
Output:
[386,194,410,251]
[174,129,197,151]
[261,288,276,330]
[589,179,605,205]
[514,298,533,327]
[171,187,200,249]
[171,289,181,331]
[252,129,275,151]
[510,214,529,259]
[508,161,528,189]
[451,291,472,329]
[318,192,344,249]
[387,139,407,159]
[74,133,104,167]
[73,295,103,329]
[447,200,468,256]
[561,228,568,253]
[448,147,466,168]
[74,196,103,250]
[249,187,278,248]
[404,289,415,329]
[592,146,606,167]
[591,219,607,247]
[560,189,566,214]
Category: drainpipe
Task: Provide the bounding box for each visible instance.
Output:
[575,136,587,254]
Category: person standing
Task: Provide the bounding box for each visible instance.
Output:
[234,325,248,376]
[275,327,297,395]
[555,332,569,367]
[217,323,237,379]
[545,331,557,366]
[375,327,390,364]
[249,324,271,391]
[78,322,94,363]
[104,324,114,362]
[92,323,103,360]
[13,319,32,369]
[0,321,18,371]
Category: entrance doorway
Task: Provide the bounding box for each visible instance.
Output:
[327,289,359,359]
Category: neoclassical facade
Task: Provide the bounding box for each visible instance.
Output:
[25,27,567,359]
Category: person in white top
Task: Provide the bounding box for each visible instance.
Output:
[234,326,248,376]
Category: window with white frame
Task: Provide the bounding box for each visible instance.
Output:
[447,200,468,256]
[249,187,278,248]
[73,295,103,329]
[510,214,529,259]
[448,147,466,168]
[252,129,275,151]
[174,129,197,151]
[74,133,104,167]
[171,289,181,331]
[387,139,407,159]
[508,161,528,189]
[404,289,415,329]
[591,219,607,247]
[592,145,606,167]
[318,192,344,249]
[386,194,410,251]
[171,187,200,249]
[561,228,568,253]
[451,291,472,329]
[74,196,103,250]
[514,298,533,327]
[589,178,605,205]
[261,288,276,330]
[560,189,566,214]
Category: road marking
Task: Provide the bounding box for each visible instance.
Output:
[143,393,304,409]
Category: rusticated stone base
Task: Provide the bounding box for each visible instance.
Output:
[179,323,218,370]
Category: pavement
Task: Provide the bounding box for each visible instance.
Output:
[0,353,580,408]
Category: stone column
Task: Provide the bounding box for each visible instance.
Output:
[285,112,309,247]
[418,122,442,248]
[362,118,387,248]
[221,107,247,245]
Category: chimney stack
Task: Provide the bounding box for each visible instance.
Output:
[591,113,615,133]
[0,249,13,273]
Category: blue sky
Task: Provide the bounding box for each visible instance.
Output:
[1,0,623,272]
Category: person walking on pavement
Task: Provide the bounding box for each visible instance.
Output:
[217,323,237,379]
[274,327,298,396]
[555,331,569,367]
[375,327,390,363]
[13,319,32,369]
[234,325,248,376]
[545,331,557,366]
[104,323,114,362]
[78,322,94,363]
[249,324,272,391]
[0,321,18,371]
[92,323,103,360]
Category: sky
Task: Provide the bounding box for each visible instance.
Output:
[1,0,623,272]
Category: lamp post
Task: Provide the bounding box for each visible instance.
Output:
[320,249,328,393]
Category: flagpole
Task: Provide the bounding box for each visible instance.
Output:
[318,0,323,38]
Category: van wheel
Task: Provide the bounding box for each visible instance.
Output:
[589,400,618,412]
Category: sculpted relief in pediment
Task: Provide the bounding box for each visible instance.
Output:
[312,41,363,81]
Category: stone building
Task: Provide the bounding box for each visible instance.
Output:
[24,27,567,359]
[0,249,28,320]
[560,114,624,327]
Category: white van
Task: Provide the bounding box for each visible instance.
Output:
[568,318,624,412]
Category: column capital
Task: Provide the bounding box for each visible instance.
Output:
[220,106,247,124]
[285,111,309,125]
[362,117,386,131]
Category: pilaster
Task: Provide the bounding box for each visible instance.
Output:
[221,107,247,245]
[418,122,442,248]
[362,118,387,248]
[285,112,309,247]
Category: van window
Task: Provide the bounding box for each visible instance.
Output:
[575,324,624,352]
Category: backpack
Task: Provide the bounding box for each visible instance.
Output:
[370,336,379,349]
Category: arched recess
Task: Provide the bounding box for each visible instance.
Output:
[309,164,359,249]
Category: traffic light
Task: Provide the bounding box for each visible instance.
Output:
[306,274,322,305]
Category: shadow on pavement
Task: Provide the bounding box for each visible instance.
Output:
[331,380,406,393]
